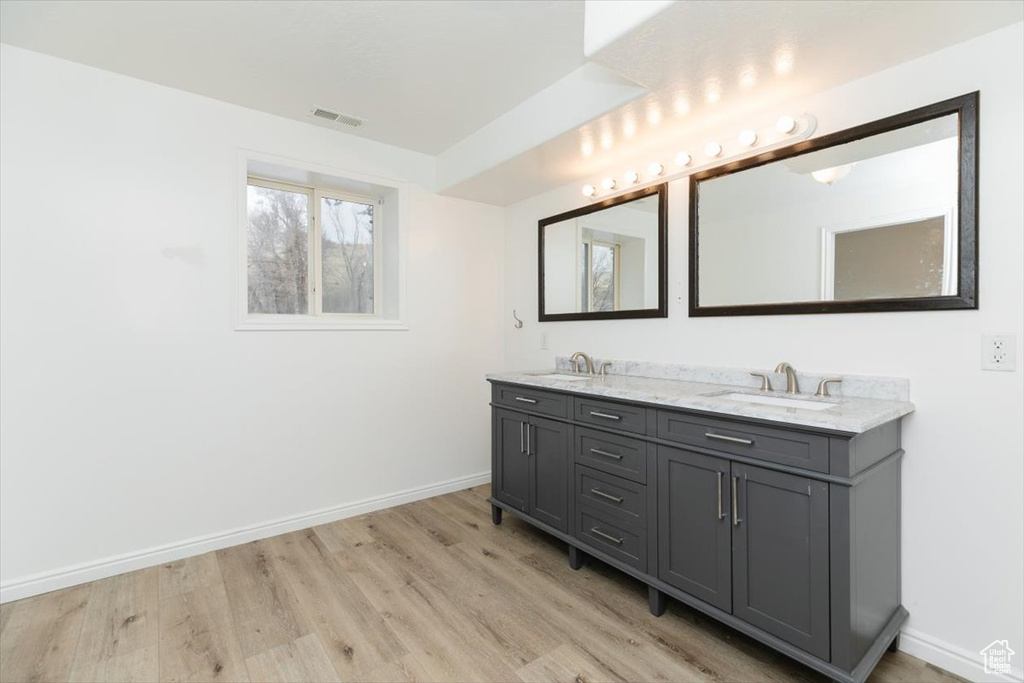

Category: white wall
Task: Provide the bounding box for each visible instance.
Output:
[504,24,1023,682]
[0,45,504,597]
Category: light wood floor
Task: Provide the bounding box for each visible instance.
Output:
[0,485,962,683]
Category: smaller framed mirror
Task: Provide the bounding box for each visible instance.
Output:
[539,184,667,321]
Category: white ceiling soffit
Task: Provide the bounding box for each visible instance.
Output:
[441,0,1023,205]
[0,0,586,155]
[583,0,675,57]
[435,62,647,193]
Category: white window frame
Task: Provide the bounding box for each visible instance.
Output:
[236,150,408,331]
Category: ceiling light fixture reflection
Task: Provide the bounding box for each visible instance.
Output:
[674,97,690,116]
[811,164,853,185]
[739,69,757,88]
[705,142,722,158]
[647,107,662,126]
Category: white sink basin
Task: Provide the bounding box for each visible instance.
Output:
[535,373,593,381]
[722,393,837,411]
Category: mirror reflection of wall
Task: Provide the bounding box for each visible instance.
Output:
[697,113,960,308]
[543,194,660,316]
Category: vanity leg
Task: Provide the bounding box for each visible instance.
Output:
[887,634,900,653]
[491,505,502,525]
[648,586,666,617]
[568,545,585,570]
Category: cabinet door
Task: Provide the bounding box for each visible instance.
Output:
[528,415,570,532]
[657,446,732,612]
[493,408,529,512]
[732,462,830,660]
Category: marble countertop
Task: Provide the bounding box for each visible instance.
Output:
[486,370,915,434]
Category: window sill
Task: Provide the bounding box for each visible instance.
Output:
[235,315,408,331]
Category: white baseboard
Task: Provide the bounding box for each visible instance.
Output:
[901,628,1023,683]
[0,471,491,604]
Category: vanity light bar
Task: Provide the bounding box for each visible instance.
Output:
[580,113,816,199]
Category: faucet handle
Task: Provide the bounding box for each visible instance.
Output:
[815,377,842,397]
[599,361,613,376]
[750,372,773,391]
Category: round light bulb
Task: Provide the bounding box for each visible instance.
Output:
[776,115,796,134]
[624,170,639,184]
[582,184,597,197]
[648,162,664,176]
[602,177,617,191]
[675,152,692,167]
[738,129,758,147]
[705,142,722,158]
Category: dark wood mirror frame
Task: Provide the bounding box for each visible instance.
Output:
[689,92,979,317]
[539,183,668,321]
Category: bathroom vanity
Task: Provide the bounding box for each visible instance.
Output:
[487,364,914,683]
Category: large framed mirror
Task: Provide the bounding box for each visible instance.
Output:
[540,184,667,321]
[690,92,978,316]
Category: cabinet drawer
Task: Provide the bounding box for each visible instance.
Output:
[575,428,647,484]
[576,507,646,572]
[493,384,568,419]
[574,396,647,435]
[576,466,646,525]
[657,411,829,473]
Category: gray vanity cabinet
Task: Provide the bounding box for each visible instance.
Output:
[489,380,906,683]
[657,446,732,611]
[731,462,831,661]
[492,407,570,532]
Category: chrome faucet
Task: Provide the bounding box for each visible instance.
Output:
[569,351,595,375]
[774,362,799,394]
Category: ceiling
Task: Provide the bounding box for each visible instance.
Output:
[2,1,1022,205]
[0,0,586,155]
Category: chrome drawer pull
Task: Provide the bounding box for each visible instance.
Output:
[705,432,754,446]
[590,488,624,504]
[520,422,525,453]
[514,396,538,404]
[732,476,741,526]
[590,448,623,460]
[590,527,624,544]
[590,411,621,421]
[717,471,725,520]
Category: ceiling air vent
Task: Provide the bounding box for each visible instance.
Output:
[309,107,365,128]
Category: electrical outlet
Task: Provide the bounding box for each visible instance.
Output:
[540,333,548,351]
[982,334,1016,371]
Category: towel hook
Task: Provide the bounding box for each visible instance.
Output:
[512,310,524,329]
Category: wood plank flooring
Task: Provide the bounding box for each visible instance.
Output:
[0,485,964,683]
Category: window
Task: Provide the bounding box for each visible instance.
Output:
[247,177,380,316]
[236,151,407,331]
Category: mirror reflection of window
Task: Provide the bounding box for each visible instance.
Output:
[540,187,665,319]
[588,241,619,312]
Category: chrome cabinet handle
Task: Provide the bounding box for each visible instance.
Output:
[589,448,623,460]
[514,396,538,404]
[590,488,624,504]
[732,476,741,526]
[590,527,624,544]
[526,423,532,455]
[717,472,725,520]
[589,411,621,421]
[520,422,525,453]
[706,432,754,446]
